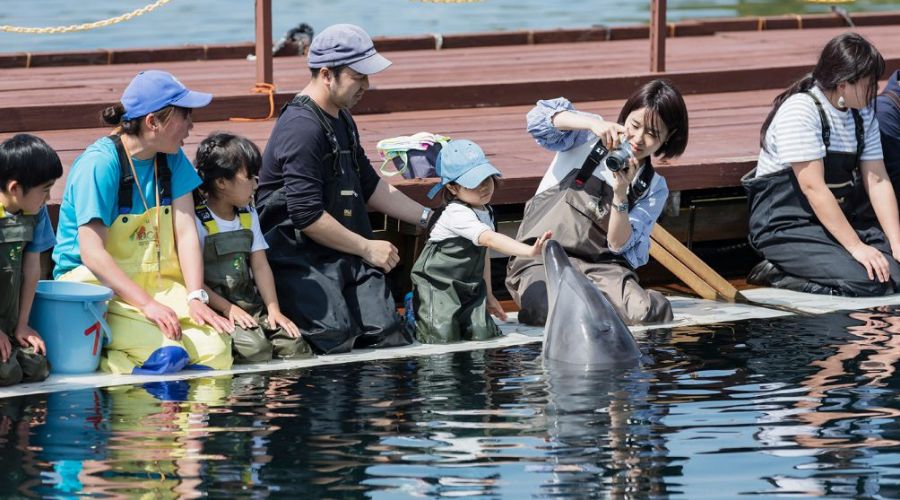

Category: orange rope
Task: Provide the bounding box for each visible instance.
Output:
[230,83,277,122]
[757,17,767,31]
[793,14,803,30]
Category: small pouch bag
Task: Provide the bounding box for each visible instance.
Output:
[377,132,450,179]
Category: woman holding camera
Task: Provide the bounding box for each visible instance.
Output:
[744,33,899,296]
[506,79,689,325]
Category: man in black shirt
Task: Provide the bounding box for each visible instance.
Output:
[257,24,431,354]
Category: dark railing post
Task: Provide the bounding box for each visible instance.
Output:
[650,0,667,72]
[255,0,273,84]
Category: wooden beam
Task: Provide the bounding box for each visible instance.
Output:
[650,0,667,72]
[255,0,273,85]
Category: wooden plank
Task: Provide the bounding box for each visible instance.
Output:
[650,0,667,73]
[255,0,273,85]
[1,24,898,132]
[0,11,896,69]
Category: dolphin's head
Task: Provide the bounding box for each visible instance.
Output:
[542,240,641,368]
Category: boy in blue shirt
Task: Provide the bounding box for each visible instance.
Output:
[0,134,62,385]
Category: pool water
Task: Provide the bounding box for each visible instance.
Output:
[3,308,900,498]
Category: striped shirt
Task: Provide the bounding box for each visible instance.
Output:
[755,85,883,177]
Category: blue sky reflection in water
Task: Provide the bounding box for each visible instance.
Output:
[4,309,900,497]
[0,0,897,53]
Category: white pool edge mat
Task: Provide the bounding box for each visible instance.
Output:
[5,287,900,399]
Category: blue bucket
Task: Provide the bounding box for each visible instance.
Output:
[28,281,113,374]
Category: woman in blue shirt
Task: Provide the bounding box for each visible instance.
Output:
[506,79,689,325]
[53,70,233,374]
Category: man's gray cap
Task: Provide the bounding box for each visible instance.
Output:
[307,24,392,75]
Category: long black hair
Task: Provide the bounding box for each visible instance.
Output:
[193,132,262,205]
[760,32,885,148]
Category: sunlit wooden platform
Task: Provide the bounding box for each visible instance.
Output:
[1,24,898,132]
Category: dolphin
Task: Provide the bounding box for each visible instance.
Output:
[541,240,641,368]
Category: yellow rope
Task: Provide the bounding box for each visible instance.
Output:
[0,0,173,35]
[230,83,277,122]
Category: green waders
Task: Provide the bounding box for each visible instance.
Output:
[411,231,502,344]
[0,205,50,385]
[197,205,312,363]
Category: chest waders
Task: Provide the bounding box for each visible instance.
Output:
[410,203,501,343]
[196,205,312,362]
[0,206,49,386]
[58,136,231,374]
[256,95,412,354]
[743,91,900,297]
[506,159,672,326]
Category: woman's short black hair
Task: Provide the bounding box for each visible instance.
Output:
[193,132,262,202]
[0,133,63,191]
[617,79,689,159]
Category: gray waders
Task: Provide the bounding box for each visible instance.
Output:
[411,204,502,343]
[743,91,900,296]
[196,205,312,363]
[506,167,672,326]
[257,95,413,354]
[0,206,49,386]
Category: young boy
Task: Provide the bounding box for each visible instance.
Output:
[0,134,62,386]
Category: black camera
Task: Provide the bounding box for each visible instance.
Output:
[605,140,634,172]
[575,139,634,188]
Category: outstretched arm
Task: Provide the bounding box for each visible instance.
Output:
[366,179,426,226]
[477,230,552,258]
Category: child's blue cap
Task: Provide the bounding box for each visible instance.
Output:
[121,70,213,121]
[427,140,501,199]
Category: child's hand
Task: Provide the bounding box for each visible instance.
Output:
[190,301,235,334]
[530,230,553,256]
[141,299,183,340]
[0,331,11,363]
[227,304,257,330]
[14,324,46,356]
[487,294,508,322]
[268,310,301,338]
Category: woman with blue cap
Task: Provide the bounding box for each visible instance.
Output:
[410,140,551,343]
[53,70,234,374]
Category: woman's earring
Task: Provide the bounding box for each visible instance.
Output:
[837,95,846,108]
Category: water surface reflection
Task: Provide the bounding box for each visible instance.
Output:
[3,309,900,497]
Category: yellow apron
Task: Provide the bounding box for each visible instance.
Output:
[60,147,231,374]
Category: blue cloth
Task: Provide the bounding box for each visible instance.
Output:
[877,70,900,185]
[52,137,201,278]
[526,97,669,269]
[24,205,55,253]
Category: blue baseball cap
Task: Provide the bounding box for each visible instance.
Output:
[307,24,391,75]
[427,140,502,199]
[121,70,213,121]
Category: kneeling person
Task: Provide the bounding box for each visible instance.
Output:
[411,140,551,343]
[0,134,60,385]
[194,133,312,362]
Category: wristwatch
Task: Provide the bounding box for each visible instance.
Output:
[187,289,210,304]
[418,207,433,228]
[613,201,629,213]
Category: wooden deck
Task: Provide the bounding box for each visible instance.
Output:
[2,25,899,132]
[22,87,779,207]
[1,18,898,221]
